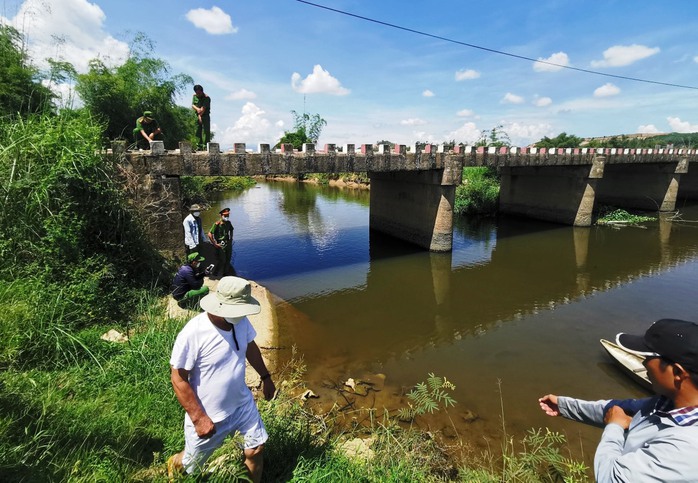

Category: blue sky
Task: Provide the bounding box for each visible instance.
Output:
[3,0,698,149]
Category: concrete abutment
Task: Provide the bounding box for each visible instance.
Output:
[369,171,455,252]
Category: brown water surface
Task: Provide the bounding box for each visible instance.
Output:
[207,182,698,466]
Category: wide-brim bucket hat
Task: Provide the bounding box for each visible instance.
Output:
[189,204,203,211]
[200,276,261,318]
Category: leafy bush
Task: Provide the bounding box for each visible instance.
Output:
[597,207,655,225]
[179,175,256,207]
[454,167,500,216]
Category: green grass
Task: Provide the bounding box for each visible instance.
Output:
[454,167,500,216]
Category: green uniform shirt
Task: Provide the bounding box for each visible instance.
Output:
[133,116,159,135]
[209,220,233,245]
[192,94,211,116]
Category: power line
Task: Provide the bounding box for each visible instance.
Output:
[296,0,698,91]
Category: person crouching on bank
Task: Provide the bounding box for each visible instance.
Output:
[172,252,209,309]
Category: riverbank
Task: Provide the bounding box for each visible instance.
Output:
[168,278,590,480]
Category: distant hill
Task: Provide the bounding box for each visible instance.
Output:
[580,132,698,149]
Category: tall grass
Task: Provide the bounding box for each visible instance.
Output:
[0,111,168,367]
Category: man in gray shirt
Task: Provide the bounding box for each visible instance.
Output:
[539,319,698,482]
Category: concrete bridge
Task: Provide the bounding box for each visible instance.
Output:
[111,140,698,255]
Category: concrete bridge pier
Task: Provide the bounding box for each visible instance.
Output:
[369,170,456,252]
[596,161,687,212]
[499,158,604,226]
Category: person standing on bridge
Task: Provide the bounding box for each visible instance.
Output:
[208,207,235,279]
[132,110,162,149]
[539,318,698,482]
[168,276,275,480]
[183,204,206,255]
[192,84,211,151]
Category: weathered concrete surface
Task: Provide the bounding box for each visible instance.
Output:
[369,171,456,251]
[499,163,602,226]
[597,162,687,212]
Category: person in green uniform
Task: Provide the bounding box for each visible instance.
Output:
[207,207,234,279]
[191,85,211,150]
[172,252,210,309]
[132,110,162,149]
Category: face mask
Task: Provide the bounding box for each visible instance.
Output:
[193,211,200,217]
[222,216,229,221]
[224,316,242,325]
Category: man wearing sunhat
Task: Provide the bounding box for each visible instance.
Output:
[539,319,698,482]
[168,276,275,481]
[183,204,206,256]
[132,110,162,149]
[171,252,209,309]
[207,207,235,279]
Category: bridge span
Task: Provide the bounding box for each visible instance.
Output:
[111,140,698,255]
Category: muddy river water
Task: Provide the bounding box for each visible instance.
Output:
[203,180,698,466]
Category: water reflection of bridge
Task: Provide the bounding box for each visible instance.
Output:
[278,215,698,362]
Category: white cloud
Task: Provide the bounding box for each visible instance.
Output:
[638,124,660,134]
[501,92,524,104]
[291,65,350,95]
[3,0,129,72]
[694,55,698,64]
[594,83,621,97]
[456,109,474,117]
[533,52,569,72]
[534,96,552,107]
[667,117,698,133]
[455,69,480,81]
[422,89,435,97]
[591,44,660,67]
[42,79,81,109]
[225,89,257,100]
[448,122,480,144]
[501,121,554,146]
[400,118,427,126]
[218,102,276,148]
[185,6,237,35]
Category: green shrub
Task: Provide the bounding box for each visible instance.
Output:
[454,167,500,216]
[180,175,256,207]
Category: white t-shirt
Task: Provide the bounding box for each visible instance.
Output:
[170,312,257,423]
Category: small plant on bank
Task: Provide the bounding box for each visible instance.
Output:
[397,373,457,422]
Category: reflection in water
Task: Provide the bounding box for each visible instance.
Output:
[208,182,698,462]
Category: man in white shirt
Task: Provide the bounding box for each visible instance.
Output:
[183,204,206,255]
[168,277,276,481]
